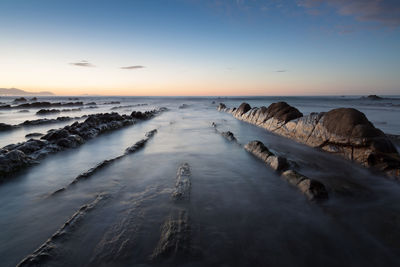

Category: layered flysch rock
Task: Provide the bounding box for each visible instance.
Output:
[244,140,328,201]
[152,163,193,261]
[17,194,108,267]
[218,102,400,179]
[0,109,166,180]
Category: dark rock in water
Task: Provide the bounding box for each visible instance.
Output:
[86,102,97,105]
[36,109,61,115]
[30,97,38,101]
[18,109,30,113]
[0,123,15,131]
[172,163,191,201]
[211,101,216,104]
[15,101,83,109]
[218,102,400,179]
[104,101,120,104]
[365,95,383,100]
[17,195,107,266]
[179,104,189,109]
[244,141,288,171]
[21,116,74,126]
[281,170,328,201]
[61,108,81,112]
[0,104,11,109]
[25,133,44,138]
[0,150,35,178]
[13,97,27,103]
[68,97,79,100]
[151,210,192,261]
[221,131,237,142]
[217,103,226,111]
[211,122,217,127]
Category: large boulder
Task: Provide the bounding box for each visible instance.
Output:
[234,102,251,116]
[264,102,303,123]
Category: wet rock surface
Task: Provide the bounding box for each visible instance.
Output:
[0,109,166,180]
[152,163,194,261]
[244,141,288,171]
[172,163,191,201]
[36,109,61,115]
[244,140,328,201]
[218,102,400,178]
[17,194,108,267]
[281,170,328,201]
[15,101,84,109]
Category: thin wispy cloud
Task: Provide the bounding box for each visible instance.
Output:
[69,60,95,67]
[120,65,145,70]
[275,70,287,73]
[299,0,400,27]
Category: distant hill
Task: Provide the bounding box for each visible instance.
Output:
[0,88,54,96]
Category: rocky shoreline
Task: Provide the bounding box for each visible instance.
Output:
[0,108,167,181]
[217,102,400,179]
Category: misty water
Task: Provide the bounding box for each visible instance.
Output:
[1,96,400,266]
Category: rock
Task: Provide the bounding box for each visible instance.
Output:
[264,102,303,123]
[234,102,251,116]
[217,103,227,111]
[18,110,30,113]
[0,150,34,179]
[30,97,38,101]
[0,123,15,131]
[0,104,11,109]
[68,97,79,100]
[103,101,120,104]
[172,163,191,201]
[244,141,288,171]
[86,102,97,105]
[365,95,383,100]
[13,97,27,103]
[0,109,166,180]
[15,101,83,109]
[219,102,400,179]
[281,170,328,201]
[36,109,61,115]
[25,133,44,138]
[221,131,237,142]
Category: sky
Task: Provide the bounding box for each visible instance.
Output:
[0,0,399,96]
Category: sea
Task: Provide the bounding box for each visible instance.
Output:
[0,95,400,266]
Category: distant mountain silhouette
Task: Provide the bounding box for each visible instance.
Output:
[0,88,54,96]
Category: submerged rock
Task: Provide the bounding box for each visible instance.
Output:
[172,163,191,201]
[364,95,383,100]
[218,102,400,179]
[17,194,108,267]
[0,123,16,131]
[25,133,44,138]
[15,101,84,109]
[281,170,328,201]
[221,131,237,142]
[244,141,288,171]
[36,109,61,115]
[13,97,27,103]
